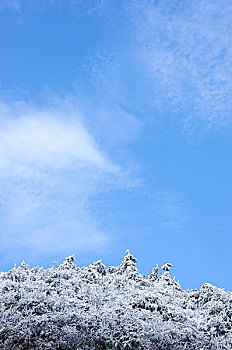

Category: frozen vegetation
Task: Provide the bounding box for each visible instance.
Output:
[0,250,231,349]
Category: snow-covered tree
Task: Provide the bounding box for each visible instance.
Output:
[0,252,231,349]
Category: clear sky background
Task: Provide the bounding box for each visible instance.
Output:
[0,0,232,290]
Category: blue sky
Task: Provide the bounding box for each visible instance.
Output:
[0,0,232,290]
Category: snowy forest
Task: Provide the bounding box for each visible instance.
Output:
[0,250,231,349]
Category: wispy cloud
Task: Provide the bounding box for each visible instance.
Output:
[0,98,189,263]
[0,100,120,259]
[130,0,232,134]
[79,0,232,139]
[0,0,21,12]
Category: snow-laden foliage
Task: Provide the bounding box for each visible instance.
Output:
[0,251,232,349]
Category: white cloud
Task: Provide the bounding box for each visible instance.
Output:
[0,109,112,171]
[0,101,120,256]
